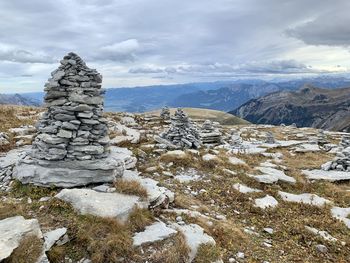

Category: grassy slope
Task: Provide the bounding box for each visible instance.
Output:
[148,107,250,125]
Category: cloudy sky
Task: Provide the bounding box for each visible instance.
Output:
[1,0,350,93]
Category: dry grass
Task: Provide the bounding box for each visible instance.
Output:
[148,232,190,263]
[127,207,154,232]
[75,216,134,263]
[0,105,39,133]
[194,243,222,263]
[160,152,195,168]
[114,179,148,199]
[4,235,43,263]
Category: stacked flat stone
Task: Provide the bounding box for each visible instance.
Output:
[160,108,201,149]
[13,53,124,188]
[199,120,222,145]
[160,106,171,120]
[31,52,108,161]
[340,134,350,148]
[322,134,350,172]
[265,132,276,144]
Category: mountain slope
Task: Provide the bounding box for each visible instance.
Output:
[231,85,350,131]
[0,93,41,106]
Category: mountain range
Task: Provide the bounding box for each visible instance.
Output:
[6,76,350,113]
[0,93,41,106]
[232,85,350,132]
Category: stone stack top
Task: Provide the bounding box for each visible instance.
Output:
[31,52,109,161]
[160,106,171,120]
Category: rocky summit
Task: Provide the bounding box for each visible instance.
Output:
[13,53,124,188]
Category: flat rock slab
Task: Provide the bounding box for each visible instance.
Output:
[254,195,278,209]
[278,191,330,207]
[122,170,174,208]
[55,189,147,222]
[305,226,337,242]
[0,216,43,261]
[294,143,321,153]
[0,146,30,169]
[302,169,350,182]
[331,206,350,229]
[13,148,127,188]
[251,167,296,184]
[172,223,216,262]
[43,227,67,252]
[133,220,177,246]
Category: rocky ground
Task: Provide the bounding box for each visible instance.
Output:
[1,105,350,263]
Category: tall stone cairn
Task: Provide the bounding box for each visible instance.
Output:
[31,52,109,161]
[160,106,171,120]
[160,108,201,149]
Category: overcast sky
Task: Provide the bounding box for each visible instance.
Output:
[1,0,350,93]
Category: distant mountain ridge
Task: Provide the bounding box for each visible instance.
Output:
[5,76,350,112]
[231,85,350,132]
[0,93,41,106]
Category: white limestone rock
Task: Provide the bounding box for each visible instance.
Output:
[254,195,278,209]
[122,170,174,208]
[233,183,262,194]
[43,227,67,251]
[305,226,337,242]
[172,223,217,262]
[331,206,350,229]
[278,191,330,207]
[228,156,246,166]
[302,170,350,182]
[250,167,296,184]
[0,216,43,261]
[55,188,147,222]
[133,220,177,246]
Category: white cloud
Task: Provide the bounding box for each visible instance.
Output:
[95,39,140,62]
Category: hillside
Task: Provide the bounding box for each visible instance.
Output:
[148,107,250,125]
[1,104,350,262]
[231,85,350,132]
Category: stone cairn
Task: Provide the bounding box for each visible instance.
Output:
[322,134,350,172]
[229,130,244,149]
[160,106,171,121]
[31,52,108,161]
[317,130,329,146]
[199,120,222,145]
[160,108,201,149]
[13,53,124,187]
[265,131,276,144]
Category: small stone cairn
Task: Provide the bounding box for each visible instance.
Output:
[322,134,350,172]
[265,131,276,144]
[160,108,201,149]
[13,53,124,187]
[317,130,329,146]
[229,130,244,149]
[160,106,171,121]
[199,120,222,145]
